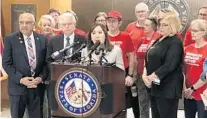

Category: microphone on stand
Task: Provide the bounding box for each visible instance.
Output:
[82,41,100,65]
[51,41,80,60]
[64,43,86,62]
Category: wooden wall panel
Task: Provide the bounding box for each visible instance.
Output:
[2,0,50,36]
[72,0,113,32]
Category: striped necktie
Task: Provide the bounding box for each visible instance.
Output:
[65,37,70,56]
[26,37,36,76]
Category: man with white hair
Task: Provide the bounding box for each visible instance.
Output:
[125,2,149,48]
[3,12,48,118]
[125,2,150,118]
[47,12,86,63]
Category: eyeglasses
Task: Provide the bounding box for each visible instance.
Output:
[19,21,34,25]
[61,23,74,26]
[96,19,106,23]
[198,13,207,17]
[191,29,204,33]
[136,10,146,14]
[159,23,169,28]
[106,19,119,24]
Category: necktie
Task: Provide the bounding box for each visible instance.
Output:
[26,37,36,76]
[65,37,70,56]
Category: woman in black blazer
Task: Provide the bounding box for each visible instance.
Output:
[142,13,184,118]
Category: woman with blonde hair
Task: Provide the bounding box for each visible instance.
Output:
[156,8,183,39]
[143,13,184,117]
[35,14,56,118]
[35,14,56,39]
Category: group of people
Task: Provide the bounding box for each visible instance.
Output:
[1,1,207,118]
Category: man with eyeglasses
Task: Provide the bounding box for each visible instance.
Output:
[125,2,150,118]
[2,13,48,118]
[47,12,86,63]
[106,10,138,117]
[183,6,207,47]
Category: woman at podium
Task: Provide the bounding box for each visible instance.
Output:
[81,23,124,70]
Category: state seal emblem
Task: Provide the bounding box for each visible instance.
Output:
[55,68,102,117]
[145,0,190,33]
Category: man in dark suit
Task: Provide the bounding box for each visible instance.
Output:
[2,13,48,118]
[47,12,87,63]
[46,13,86,114]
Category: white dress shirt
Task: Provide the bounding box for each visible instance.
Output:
[64,33,75,55]
[81,45,124,70]
[23,32,36,64]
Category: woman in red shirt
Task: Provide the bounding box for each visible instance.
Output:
[183,19,207,118]
[134,17,160,118]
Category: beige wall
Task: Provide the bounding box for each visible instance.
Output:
[2,0,50,35]
[50,0,72,13]
[2,0,72,36]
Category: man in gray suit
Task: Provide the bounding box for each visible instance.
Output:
[3,13,48,118]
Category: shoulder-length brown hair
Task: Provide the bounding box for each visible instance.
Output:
[87,23,113,52]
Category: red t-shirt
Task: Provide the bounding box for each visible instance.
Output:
[108,31,134,69]
[136,32,160,74]
[52,28,87,37]
[184,28,207,47]
[75,28,87,37]
[184,43,207,100]
[125,22,145,49]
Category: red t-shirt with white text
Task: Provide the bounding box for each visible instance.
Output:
[184,43,207,100]
[136,32,160,74]
[109,32,134,69]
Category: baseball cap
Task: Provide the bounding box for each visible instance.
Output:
[107,10,122,19]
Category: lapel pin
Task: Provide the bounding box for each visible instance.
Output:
[20,41,23,43]
[36,37,39,40]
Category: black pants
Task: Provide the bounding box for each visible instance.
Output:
[9,88,41,118]
[150,96,179,118]
[39,83,51,118]
[184,98,207,118]
[125,86,140,118]
[125,67,140,118]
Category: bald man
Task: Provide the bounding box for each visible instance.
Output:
[3,13,48,118]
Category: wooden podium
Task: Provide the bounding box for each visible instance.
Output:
[49,62,126,118]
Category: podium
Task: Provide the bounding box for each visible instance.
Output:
[49,62,126,118]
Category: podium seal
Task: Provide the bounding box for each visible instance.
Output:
[55,68,102,117]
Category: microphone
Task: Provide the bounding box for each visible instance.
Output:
[82,41,100,63]
[95,44,105,55]
[88,41,101,56]
[64,43,86,60]
[51,41,80,59]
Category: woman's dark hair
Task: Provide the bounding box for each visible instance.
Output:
[87,23,113,52]
[146,17,158,31]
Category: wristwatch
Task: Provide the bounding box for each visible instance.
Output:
[191,86,196,91]
[127,74,133,78]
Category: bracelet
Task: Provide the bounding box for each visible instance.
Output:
[127,74,133,78]
[191,86,196,91]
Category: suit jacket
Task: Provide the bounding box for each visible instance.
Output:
[47,33,87,62]
[2,31,48,95]
[145,35,184,99]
